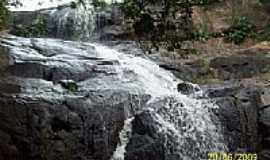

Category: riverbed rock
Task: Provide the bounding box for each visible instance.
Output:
[177,82,200,95]
[202,83,262,152]
[10,4,95,40]
[0,35,153,160]
[210,55,270,79]
[260,107,270,127]
[0,34,268,160]
[59,80,78,92]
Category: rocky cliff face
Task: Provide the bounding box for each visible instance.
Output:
[9,4,126,41]
[1,3,270,160]
[10,4,95,41]
[0,34,268,160]
[0,36,146,160]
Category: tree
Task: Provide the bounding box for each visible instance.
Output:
[119,0,222,50]
[0,0,22,30]
[0,0,9,30]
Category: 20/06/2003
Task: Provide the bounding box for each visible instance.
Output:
[208,152,257,160]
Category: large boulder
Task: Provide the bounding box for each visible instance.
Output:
[0,35,268,160]
[203,83,262,152]
[260,107,270,127]
[10,4,95,41]
[210,55,270,80]
[9,4,127,41]
[0,35,152,160]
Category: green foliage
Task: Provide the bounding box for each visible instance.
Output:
[66,83,78,92]
[61,81,78,92]
[92,0,108,8]
[70,1,77,8]
[0,0,22,30]
[224,17,254,44]
[31,15,47,36]
[260,0,270,10]
[120,0,224,51]
[121,0,141,18]
[195,0,222,6]
[193,29,211,42]
[11,15,48,37]
[255,24,270,42]
[0,0,9,30]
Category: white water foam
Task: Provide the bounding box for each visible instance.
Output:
[111,118,134,160]
[93,44,228,160]
[2,35,228,159]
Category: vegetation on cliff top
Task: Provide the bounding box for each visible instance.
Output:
[0,0,9,30]
[2,0,270,47]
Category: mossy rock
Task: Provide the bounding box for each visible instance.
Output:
[0,47,10,72]
[10,15,48,38]
[60,80,78,92]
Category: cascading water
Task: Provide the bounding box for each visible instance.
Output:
[111,118,134,160]
[92,44,228,160]
[43,1,95,40]
[1,34,228,160]
[5,1,229,159]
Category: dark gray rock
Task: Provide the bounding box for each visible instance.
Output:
[210,55,270,79]
[10,4,95,41]
[202,83,241,98]
[259,150,270,160]
[260,107,270,127]
[0,90,151,160]
[9,4,126,41]
[177,82,200,95]
[125,111,165,160]
[208,85,262,152]
[59,80,78,92]
[0,35,153,160]
[0,34,268,160]
[214,97,242,151]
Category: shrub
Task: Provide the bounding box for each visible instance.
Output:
[224,17,254,44]
[255,24,270,42]
[193,29,211,42]
[11,15,48,37]
[70,1,77,9]
[0,0,9,30]
[92,0,107,8]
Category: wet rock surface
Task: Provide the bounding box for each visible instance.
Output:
[177,82,200,95]
[0,35,153,160]
[0,34,270,159]
[9,4,126,41]
[210,55,270,80]
[10,4,95,41]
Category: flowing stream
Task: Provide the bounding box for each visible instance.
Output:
[5,1,229,159]
[92,44,228,160]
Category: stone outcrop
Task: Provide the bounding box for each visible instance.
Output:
[9,4,126,41]
[10,4,95,41]
[1,34,270,159]
[0,35,152,160]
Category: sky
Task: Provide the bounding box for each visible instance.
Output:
[9,0,123,11]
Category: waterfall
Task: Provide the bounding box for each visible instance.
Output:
[1,34,228,160]
[92,44,228,159]
[6,1,228,158]
[111,118,134,160]
[42,2,95,40]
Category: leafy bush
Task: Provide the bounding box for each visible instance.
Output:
[11,15,48,37]
[224,17,254,44]
[70,1,77,9]
[92,0,107,8]
[193,29,211,42]
[0,0,9,30]
[121,0,141,18]
[260,0,270,11]
[255,24,270,42]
